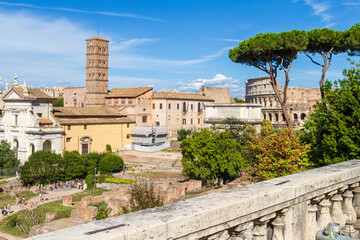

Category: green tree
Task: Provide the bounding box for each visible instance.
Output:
[233,98,246,103]
[177,129,191,141]
[52,97,64,107]
[99,153,124,174]
[246,120,310,181]
[181,128,245,184]
[20,151,63,185]
[0,140,20,172]
[304,29,348,99]
[61,151,86,180]
[346,23,360,56]
[84,152,105,175]
[304,60,360,166]
[229,30,308,130]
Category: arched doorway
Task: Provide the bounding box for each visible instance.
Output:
[43,140,52,151]
[13,139,19,150]
[275,113,279,122]
[294,113,298,120]
[269,113,272,122]
[301,113,306,120]
[80,136,92,154]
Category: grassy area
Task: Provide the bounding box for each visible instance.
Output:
[71,188,109,202]
[132,172,185,180]
[102,178,135,184]
[0,191,36,207]
[0,199,75,238]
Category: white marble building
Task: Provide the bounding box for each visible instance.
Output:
[0,76,64,164]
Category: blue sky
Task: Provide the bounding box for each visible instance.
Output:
[0,0,359,97]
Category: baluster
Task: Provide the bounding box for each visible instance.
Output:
[271,208,288,240]
[317,197,332,229]
[308,200,320,240]
[229,222,254,240]
[207,230,230,240]
[253,213,275,240]
[331,193,346,227]
[342,189,358,238]
[353,186,360,230]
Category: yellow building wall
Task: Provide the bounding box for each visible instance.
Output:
[62,123,133,153]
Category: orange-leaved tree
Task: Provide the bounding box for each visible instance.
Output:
[246,120,310,181]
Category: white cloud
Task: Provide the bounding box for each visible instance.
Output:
[207,38,243,43]
[111,38,159,51]
[108,75,165,88]
[0,1,167,22]
[342,2,360,6]
[176,74,244,96]
[303,0,334,27]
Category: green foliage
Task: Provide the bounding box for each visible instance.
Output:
[181,128,245,184]
[99,153,124,174]
[177,129,191,141]
[106,144,111,151]
[123,181,163,213]
[89,201,111,220]
[246,120,310,181]
[85,174,95,189]
[84,152,105,175]
[304,60,360,165]
[306,28,347,55]
[346,23,360,56]
[102,177,135,184]
[233,98,246,103]
[61,151,86,180]
[0,140,20,173]
[20,151,63,185]
[52,97,64,107]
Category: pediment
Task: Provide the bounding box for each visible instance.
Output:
[2,88,23,100]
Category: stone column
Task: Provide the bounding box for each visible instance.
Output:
[253,213,275,240]
[317,197,332,229]
[308,200,320,240]
[331,193,346,227]
[342,189,358,237]
[271,208,288,240]
[229,222,254,240]
[353,186,360,230]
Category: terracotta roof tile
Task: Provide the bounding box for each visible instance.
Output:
[39,118,53,124]
[152,92,215,101]
[86,35,109,42]
[12,86,56,100]
[106,87,153,98]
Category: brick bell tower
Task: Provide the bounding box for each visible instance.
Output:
[85,36,109,107]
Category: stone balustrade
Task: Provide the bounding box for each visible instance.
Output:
[27,160,360,240]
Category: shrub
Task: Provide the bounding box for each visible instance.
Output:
[123,180,163,213]
[89,201,111,220]
[99,153,124,174]
[52,97,64,107]
[0,140,20,171]
[106,144,112,152]
[177,129,191,141]
[246,120,310,181]
[85,174,95,189]
[84,152,105,175]
[20,151,63,185]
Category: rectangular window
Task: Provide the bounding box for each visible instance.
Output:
[177,104,179,109]
[107,99,111,104]
[183,119,186,125]
[191,104,193,110]
[121,99,125,104]
[127,123,130,128]
[14,115,18,126]
[142,116,147,123]
[67,125,71,130]
[191,119,193,124]
[168,103,171,109]
[115,99,119,104]
[66,137,71,143]
[126,134,131,139]
[155,121,160,126]
[84,125,87,130]
[142,98,144,104]
[37,113,42,117]
[138,98,140,104]
[153,103,155,109]
[160,103,163,109]
[128,99,133,104]
[198,118,200,124]
[145,98,147,104]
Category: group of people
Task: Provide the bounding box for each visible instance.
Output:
[16,196,26,204]
[65,180,85,190]
[1,204,11,216]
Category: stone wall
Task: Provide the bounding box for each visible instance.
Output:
[27,160,360,240]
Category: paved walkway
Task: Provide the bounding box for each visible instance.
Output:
[0,187,84,239]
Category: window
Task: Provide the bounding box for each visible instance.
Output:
[73,99,77,107]
[126,134,131,139]
[191,119,193,124]
[67,125,71,130]
[142,98,144,104]
[14,115,18,126]
[160,103,163,109]
[128,99,133,104]
[183,119,186,125]
[177,104,179,109]
[142,116,147,123]
[198,103,201,112]
[148,98,150,104]
[183,102,186,112]
[198,118,200,124]
[121,99,125,104]
[115,99,119,104]
[107,99,112,104]
[145,98,147,104]
[191,104,193,110]
[153,103,155,109]
[66,137,71,143]
[84,125,87,130]
[155,121,160,126]
[37,113,42,117]
[168,103,171,109]
[138,98,140,104]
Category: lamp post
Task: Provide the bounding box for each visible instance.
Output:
[94,167,97,189]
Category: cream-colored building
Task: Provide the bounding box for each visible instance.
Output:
[53,107,134,154]
[151,91,214,137]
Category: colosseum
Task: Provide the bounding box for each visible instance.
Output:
[245,76,321,128]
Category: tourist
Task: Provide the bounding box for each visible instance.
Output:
[7,204,10,214]
[22,196,25,204]
[2,205,7,216]
[39,193,42,201]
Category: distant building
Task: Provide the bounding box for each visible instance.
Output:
[204,103,263,126]
[0,76,63,163]
[64,87,86,107]
[198,86,232,103]
[151,91,214,137]
[105,87,153,126]
[85,36,109,107]
[130,126,169,152]
[245,76,321,127]
[53,107,134,154]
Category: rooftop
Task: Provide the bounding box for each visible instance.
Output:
[106,87,153,98]
[53,107,123,117]
[86,35,109,42]
[153,92,214,101]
